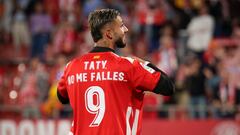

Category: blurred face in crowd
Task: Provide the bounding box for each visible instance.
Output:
[30,58,40,70]
[198,5,208,15]
[35,3,44,13]
[160,36,174,49]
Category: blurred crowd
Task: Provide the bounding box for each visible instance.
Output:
[0,0,240,120]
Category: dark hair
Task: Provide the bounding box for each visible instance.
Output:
[88,9,120,42]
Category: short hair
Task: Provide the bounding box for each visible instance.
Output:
[88,9,120,42]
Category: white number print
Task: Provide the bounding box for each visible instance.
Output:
[126,107,140,135]
[85,86,106,127]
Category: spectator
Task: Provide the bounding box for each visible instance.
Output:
[155,25,178,77]
[186,5,214,59]
[19,58,49,118]
[44,0,60,24]
[42,55,67,118]
[184,55,207,119]
[208,0,232,37]
[12,4,31,55]
[143,92,162,119]
[133,35,148,59]
[83,0,104,17]
[136,0,167,52]
[218,43,239,118]
[29,2,53,60]
[1,0,13,43]
[102,0,127,15]
[59,0,78,12]
[53,15,76,55]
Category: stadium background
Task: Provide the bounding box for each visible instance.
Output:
[0,0,240,134]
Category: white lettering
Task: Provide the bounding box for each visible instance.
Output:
[57,120,71,135]
[107,71,112,80]
[68,75,75,85]
[67,71,125,83]
[76,73,83,82]
[83,61,107,70]
[113,72,118,81]
[126,107,132,135]
[91,72,95,81]
[19,120,34,135]
[102,72,106,80]
[0,120,16,135]
[89,62,95,70]
[102,61,107,69]
[76,73,87,82]
[84,61,89,70]
[83,73,87,82]
[37,120,54,135]
[96,61,101,69]
[126,107,140,135]
[0,120,73,135]
[96,72,101,81]
[119,72,124,81]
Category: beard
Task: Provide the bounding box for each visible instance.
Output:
[115,37,126,48]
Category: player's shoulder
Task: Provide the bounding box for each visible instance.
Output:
[103,52,135,64]
[64,56,83,70]
[119,56,144,69]
[120,57,156,73]
[119,56,137,65]
[120,56,135,64]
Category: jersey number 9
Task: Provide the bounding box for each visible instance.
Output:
[85,86,106,127]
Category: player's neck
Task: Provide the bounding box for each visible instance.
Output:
[96,39,114,50]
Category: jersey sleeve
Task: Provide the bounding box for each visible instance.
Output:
[57,65,68,98]
[128,60,161,92]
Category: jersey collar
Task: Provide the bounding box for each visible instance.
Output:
[90,46,115,53]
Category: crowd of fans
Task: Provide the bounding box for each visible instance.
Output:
[0,0,240,120]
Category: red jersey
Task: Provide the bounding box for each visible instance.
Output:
[57,48,160,135]
[128,90,145,135]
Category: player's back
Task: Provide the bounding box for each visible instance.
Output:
[65,51,136,135]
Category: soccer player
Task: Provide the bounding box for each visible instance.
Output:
[57,9,174,135]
